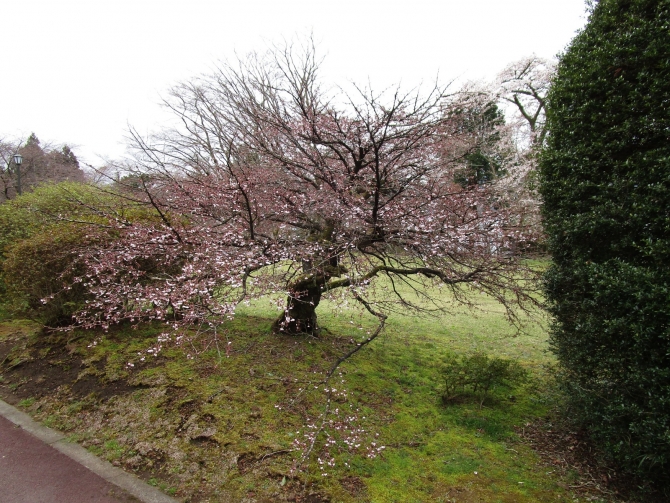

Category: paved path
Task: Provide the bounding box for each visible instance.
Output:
[0,400,178,503]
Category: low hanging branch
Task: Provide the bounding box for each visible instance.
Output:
[296,292,387,471]
[324,293,387,381]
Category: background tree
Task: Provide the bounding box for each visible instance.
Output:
[67,42,540,339]
[496,55,555,149]
[484,56,557,248]
[540,0,670,489]
[449,93,509,188]
[0,134,86,201]
[0,138,22,200]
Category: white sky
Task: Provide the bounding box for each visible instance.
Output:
[1,0,588,166]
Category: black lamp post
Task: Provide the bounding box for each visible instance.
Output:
[13,153,22,195]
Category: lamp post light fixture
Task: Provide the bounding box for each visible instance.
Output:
[12,153,22,195]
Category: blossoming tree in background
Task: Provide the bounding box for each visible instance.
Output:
[492,55,556,241]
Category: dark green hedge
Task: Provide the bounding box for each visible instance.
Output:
[540,0,670,489]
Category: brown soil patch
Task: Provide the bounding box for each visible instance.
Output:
[0,341,14,366]
[517,415,667,502]
[0,333,145,405]
[339,475,366,497]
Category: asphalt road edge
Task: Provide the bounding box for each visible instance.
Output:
[0,398,179,503]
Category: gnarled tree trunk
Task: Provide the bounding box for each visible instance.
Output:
[272,254,344,335]
[272,274,325,335]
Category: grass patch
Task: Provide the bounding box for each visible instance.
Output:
[18,396,36,408]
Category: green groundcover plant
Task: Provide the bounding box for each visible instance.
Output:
[441,352,528,404]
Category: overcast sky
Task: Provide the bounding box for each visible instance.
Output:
[2,0,588,166]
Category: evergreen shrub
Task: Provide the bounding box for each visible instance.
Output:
[540,0,670,488]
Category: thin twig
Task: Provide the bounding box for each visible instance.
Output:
[323,293,387,381]
[261,448,296,461]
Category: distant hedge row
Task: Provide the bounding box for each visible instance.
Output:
[540,0,670,490]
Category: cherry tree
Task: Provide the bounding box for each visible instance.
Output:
[483,56,557,244]
[71,43,540,338]
[496,55,555,149]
